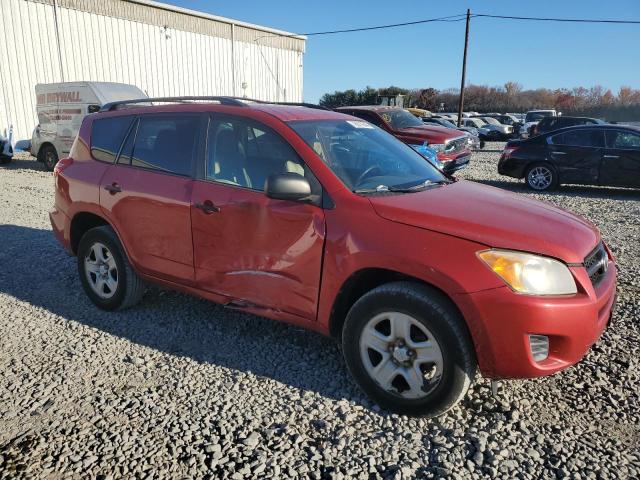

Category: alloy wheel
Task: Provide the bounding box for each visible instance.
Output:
[527,166,553,190]
[359,312,444,399]
[84,242,118,299]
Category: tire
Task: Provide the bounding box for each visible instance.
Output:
[77,225,145,311]
[342,281,476,417]
[39,144,58,171]
[525,163,559,191]
[0,155,11,165]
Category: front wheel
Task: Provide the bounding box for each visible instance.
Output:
[525,163,558,191]
[342,282,476,417]
[39,145,58,171]
[77,226,145,310]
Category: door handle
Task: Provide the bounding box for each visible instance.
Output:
[195,200,220,214]
[104,183,122,194]
[551,151,567,155]
[603,155,619,159]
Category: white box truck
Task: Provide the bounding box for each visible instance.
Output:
[30,82,147,170]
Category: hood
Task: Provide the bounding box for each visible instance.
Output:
[368,180,599,263]
[397,125,462,143]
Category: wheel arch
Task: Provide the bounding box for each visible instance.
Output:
[328,268,469,340]
[37,142,57,161]
[69,211,111,255]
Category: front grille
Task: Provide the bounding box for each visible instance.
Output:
[584,242,608,286]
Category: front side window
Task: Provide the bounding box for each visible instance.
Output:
[550,129,605,148]
[91,116,135,163]
[606,130,640,149]
[289,119,447,192]
[122,114,200,176]
[206,117,318,193]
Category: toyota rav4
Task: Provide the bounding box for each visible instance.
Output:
[50,97,617,417]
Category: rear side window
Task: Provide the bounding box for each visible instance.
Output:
[120,114,201,176]
[91,116,134,162]
[549,129,605,148]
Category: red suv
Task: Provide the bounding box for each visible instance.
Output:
[336,106,471,173]
[51,97,617,416]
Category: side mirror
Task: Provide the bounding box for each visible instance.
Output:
[265,173,311,201]
[88,104,101,114]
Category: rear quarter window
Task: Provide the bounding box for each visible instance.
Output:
[91,116,135,163]
[123,114,201,176]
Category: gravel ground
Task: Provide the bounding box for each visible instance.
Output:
[1,145,639,479]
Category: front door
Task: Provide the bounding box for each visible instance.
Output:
[546,128,605,185]
[600,129,640,187]
[191,115,326,320]
[99,113,204,284]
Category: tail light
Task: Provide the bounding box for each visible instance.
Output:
[502,146,519,159]
[53,157,73,177]
[531,125,538,136]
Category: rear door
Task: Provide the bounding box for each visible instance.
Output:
[600,129,640,187]
[546,129,605,184]
[99,112,205,284]
[191,114,326,320]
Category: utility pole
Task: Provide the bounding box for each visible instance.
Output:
[457,9,471,127]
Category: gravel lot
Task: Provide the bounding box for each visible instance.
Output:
[1,144,639,479]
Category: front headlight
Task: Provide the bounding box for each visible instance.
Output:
[429,143,445,153]
[477,249,577,295]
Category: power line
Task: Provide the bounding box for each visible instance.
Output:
[295,12,640,38]
[299,14,468,36]
[474,13,640,25]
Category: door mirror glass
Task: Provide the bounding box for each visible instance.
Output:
[265,173,311,201]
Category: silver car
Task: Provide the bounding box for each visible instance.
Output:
[473,117,513,139]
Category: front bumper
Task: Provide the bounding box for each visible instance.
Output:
[453,260,617,379]
[441,154,470,174]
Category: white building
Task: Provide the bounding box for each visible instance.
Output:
[0,0,306,144]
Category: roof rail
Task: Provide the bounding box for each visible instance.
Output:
[99,96,248,112]
[99,96,329,112]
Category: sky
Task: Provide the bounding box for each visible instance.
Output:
[162,0,640,103]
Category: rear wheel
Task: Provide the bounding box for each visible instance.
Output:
[342,282,476,417]
[0,156,11,165]
[525,163,558,191]
[77,226,145,310]
[39,145,58,171]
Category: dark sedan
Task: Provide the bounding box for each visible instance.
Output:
[498,124,640,190]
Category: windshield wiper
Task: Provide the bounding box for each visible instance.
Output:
[353,185,390,194]
[388,179,452,192]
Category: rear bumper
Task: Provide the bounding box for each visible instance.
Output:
[498,155,527,178]
[50,206,73,255]
[454,261,617,379]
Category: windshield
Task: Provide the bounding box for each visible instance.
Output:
[379,109,424,130]
[467,118,485,127]
[481,117,500,125]
[289,119,447,192]
[438,119,457,128]
[526,112,554,123]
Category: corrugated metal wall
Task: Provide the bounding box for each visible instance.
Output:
[0,0,305,144]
